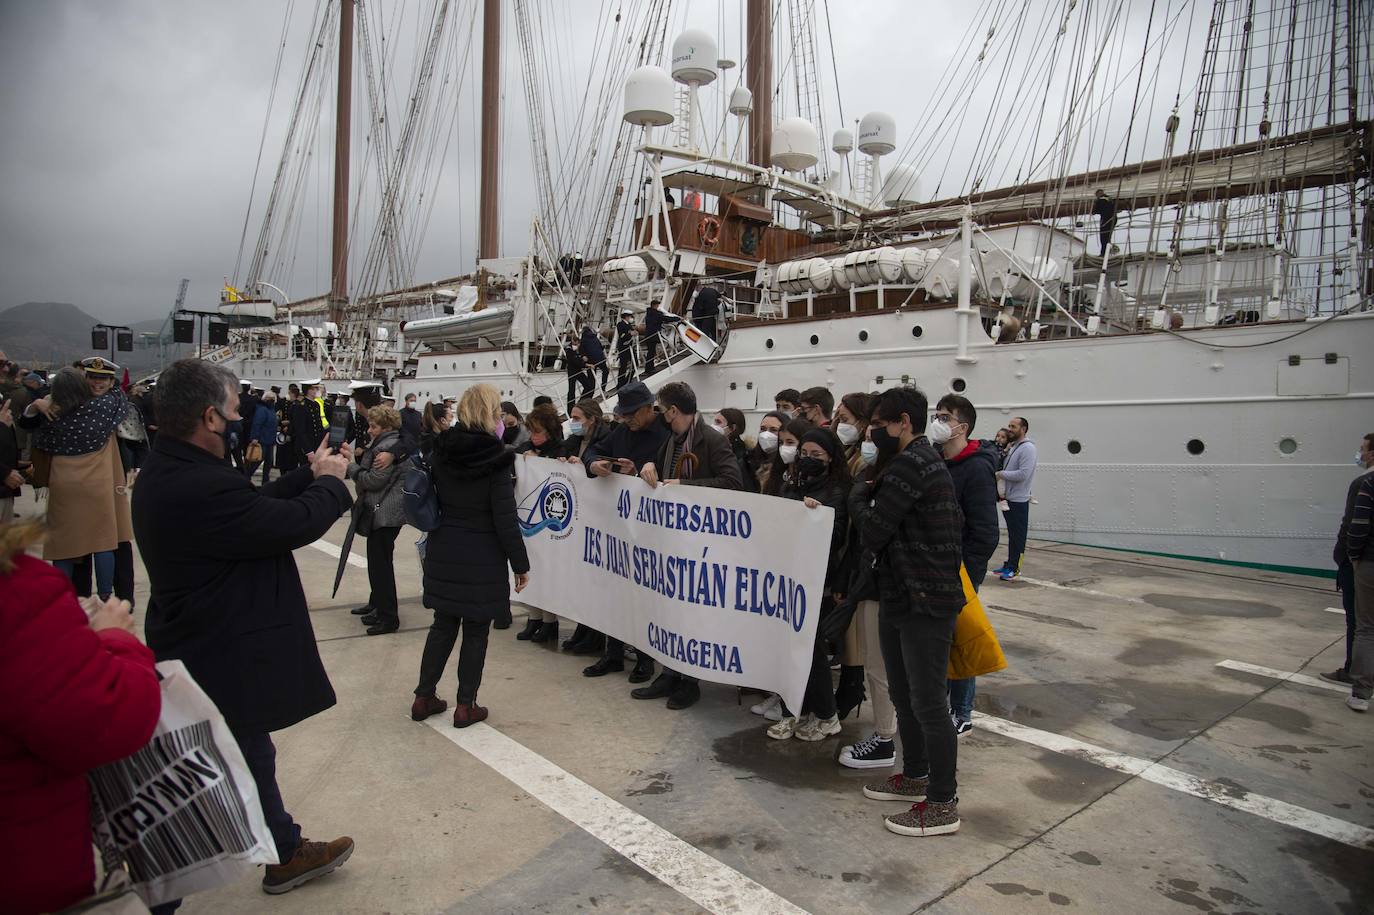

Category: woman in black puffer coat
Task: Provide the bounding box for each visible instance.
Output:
[412,384,531,728]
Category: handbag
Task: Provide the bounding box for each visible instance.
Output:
[244,440,263,464]
[402,452,442,532]
[86,661,279,907]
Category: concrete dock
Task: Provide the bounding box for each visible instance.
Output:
[62,488,1371,914]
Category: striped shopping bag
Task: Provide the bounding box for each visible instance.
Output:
[87,661,278,907]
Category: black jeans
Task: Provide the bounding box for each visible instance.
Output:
[365,526,400,623]
[1003,500,1029,573]
[616,348,635,388]
[416,612,491,704]
[879,609,958,802]
[1340,560,1357,671]
[644,335,662,375]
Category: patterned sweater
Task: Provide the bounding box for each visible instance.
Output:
[848,437,965,620]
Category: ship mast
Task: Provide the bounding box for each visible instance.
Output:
[328,0,354,326]
[746,0,772,169]
[479,0,501,259]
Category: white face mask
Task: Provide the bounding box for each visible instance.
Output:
[757,430,779,453]
[859,440,878,466]
[926,419,953,445]
[713,421,728,433]
[569,421,584,436]
[835,422,860,446]
[779,444,798,465]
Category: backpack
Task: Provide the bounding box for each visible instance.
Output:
[402,452,441,532]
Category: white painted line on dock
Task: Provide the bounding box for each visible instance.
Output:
[1215,660,1349,694]
[1324,606,1346,615]
[309,538,366,568]
[1006,576,1146,604]
[973,712,1374,850]
[424,719,810,915]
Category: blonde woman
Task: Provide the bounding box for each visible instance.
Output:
[412,384,531,727]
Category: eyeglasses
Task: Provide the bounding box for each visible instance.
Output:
[932,412,954,423]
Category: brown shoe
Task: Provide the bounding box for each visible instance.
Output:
[261,836,354,895]
[452,702,488,728]
[411,695,448,721]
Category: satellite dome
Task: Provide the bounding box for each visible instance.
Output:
[728,85,753,116]
[771,117,819,172]
[831,128,854,154]
[858,111,897,156]
[671,29,719,86]
[881,163,922,206]
[623,66,676,126]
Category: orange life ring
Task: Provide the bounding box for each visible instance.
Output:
[698,215,721,248]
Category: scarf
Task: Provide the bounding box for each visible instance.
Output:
[35,389,127,456]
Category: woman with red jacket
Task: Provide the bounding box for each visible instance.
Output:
[0,519,161,914]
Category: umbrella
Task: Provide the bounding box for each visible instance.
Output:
[331,510,360,598]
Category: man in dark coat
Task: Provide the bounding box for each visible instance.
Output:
[632,380,744,710]
[400,392,423,450]
[562,338,590,412]
[641,299,680,376]
[234,381,261,474]
[932,393,999,735]
[132,358,356,895]
[691,284,721,341]
[848,386,966,838]
[614,308,638,389]
[1091,188,1118,257]
[577,381,671,683]
[580,324,608,397]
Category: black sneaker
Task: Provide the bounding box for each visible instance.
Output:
[840,733,896,770]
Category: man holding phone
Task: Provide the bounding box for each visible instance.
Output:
[573,381,669,681]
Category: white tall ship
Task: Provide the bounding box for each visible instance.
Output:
[203,0,1371,575]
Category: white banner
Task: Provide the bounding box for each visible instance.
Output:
[513,456,832,713]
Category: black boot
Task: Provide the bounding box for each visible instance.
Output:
[516,619,542,641]
[574,631,606,656]
[835,665,867,720]
[631,671,677,700]
[562,623,591,651]
[361,611,380,626]
[628,654,655,683]
[530,621,558,644]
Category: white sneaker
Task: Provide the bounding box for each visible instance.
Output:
[750,693,782,719]
[1348,695,1370,713]
[795,714,842,742]
[767,716,800,740]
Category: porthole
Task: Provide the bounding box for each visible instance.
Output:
[1277,437,1298,455]
[1186,438,1205,455]
[492,360,498,368]
[859,330,869,342]
[472,361,477,370]
[765,338,775,349]
[809,334,819,346]
[951,378,967,393]
[912,325,924,338]
[1067,440,1082,455]
[450,361,456,370]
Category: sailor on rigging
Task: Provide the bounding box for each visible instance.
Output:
[1091,189,1119,257]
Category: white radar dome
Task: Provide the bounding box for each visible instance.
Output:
[623,66,676,127]
[771,117,819,172]
[881,163,922,206]
[728,85,753,116]
[831,128,854,154]
[858,111,897,156]
[671,29,719,86]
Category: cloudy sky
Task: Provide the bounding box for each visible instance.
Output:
[1,0,1302,327]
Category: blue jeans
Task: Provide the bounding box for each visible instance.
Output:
[55,552,115,599]
[1003,500,1030,572]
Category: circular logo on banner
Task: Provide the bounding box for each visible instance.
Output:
[518,472,577,541]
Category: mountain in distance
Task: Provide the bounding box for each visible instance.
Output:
[0,301,188,374]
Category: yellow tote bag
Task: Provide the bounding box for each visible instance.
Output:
[948,565,1007,679]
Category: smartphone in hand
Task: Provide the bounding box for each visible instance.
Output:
[327,407,351,453]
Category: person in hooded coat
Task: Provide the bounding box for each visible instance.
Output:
[413,384,531,728]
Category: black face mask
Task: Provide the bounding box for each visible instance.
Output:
[212,408,235,462]
[870,423,900,455]
[797,455,828,480]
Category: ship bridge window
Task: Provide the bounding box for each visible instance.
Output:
[1186,438,1205,455]
[1067,440,1082,455]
